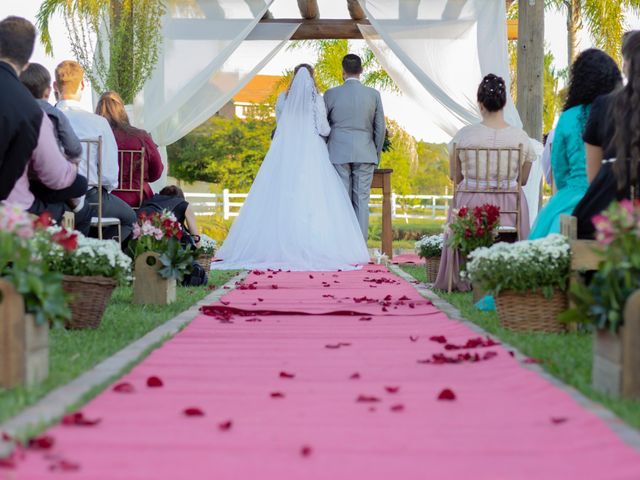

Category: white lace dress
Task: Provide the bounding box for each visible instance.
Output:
[211,69,370,271]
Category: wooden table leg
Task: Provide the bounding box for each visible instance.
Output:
[381,173,392,259]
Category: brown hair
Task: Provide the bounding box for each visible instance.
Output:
[55,60,84,96]
[159,185,185,199]
[477,74,507,113]
[287,63,317,96]
[613,30,640,196]
[0,16,35,68]
[20,63,51,99]
[342,54,363,75]
[95,91,135,133]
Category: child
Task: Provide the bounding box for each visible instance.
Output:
[20,63,84,211]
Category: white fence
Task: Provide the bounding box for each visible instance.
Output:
[185,190,454,221]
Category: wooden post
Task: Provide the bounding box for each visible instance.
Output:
[622,290,640,398]
[372,169,393,259]
[516,0,544,141]
[297,0,320,19]
[346,0,366,20]
[0,280,49,389]
[133,252,177,305]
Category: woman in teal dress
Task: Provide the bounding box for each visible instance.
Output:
[529,49,621,239]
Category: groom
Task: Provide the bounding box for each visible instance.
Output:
[324,54,386,240]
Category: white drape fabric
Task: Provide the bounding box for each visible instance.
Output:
[133,0,298,148]
[358,0,542,222]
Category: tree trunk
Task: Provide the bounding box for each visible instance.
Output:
[516,0,545,141]
[566,0,581,66]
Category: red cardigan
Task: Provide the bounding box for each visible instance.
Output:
[112,128,164,208]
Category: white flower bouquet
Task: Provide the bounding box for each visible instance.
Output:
[197,234,217,256]
[415,234,444,258]
[465,234,571,298]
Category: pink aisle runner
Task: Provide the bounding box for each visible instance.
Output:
[7,266,640,479]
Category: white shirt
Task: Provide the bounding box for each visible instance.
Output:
[56,99,119,191]
[541,128,555,185]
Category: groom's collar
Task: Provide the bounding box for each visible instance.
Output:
[345,78,361,83]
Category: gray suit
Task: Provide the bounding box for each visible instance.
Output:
[324,79,385,239]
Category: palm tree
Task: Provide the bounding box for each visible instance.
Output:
[546,0,640,64]
[36,0,165,104]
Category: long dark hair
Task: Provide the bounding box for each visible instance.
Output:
[613,31,640,196]
[563,48,621,112]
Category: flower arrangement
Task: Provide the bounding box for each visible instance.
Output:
[465,234,571,298]
[448,204,500,257]
[197,234,217,256]
[564,200,640,331]
[0,206,71,325]
[415,234,444,259]
[129,210,193,281]
[34,228,132,284]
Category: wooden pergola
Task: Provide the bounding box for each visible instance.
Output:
[260,0,543,258]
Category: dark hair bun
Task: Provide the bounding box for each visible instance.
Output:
[477,74,507,112]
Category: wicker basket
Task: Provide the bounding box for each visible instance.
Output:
[424,256,441,283]
[196,254,213,272]
[62,275,117,329]
[495,289,568,333]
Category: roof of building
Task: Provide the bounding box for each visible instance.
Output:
[233,75,286,104]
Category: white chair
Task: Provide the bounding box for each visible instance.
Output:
[80,137,122,242]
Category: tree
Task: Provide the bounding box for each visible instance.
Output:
[37,0,165,103]
[546,0,640,65]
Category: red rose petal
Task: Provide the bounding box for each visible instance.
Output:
[300,445,313,457]
[183,407,205,417]
[356,395,381,403]
[325,344,341,349]
[218,420,233,431]
[147,376,164,388]
[437,388,456,401]
[359,316,372,322]
[27,435,55,450]
[1,432,12,442]
[551,417,568,425]
[430,335,447,344]
[271,285,278,289]
[390,404,405,412]
[308,275,314,279]
[220,300,230,306]
[49,458,80,472]
[349,372,361,380]
[0,455,16,469]
[385,386,400,394]
[409,336,419,342]
[279,371,295,379]
[524,357,541,364]
[270,392,285,398]
[61,412,101,427]
[113,382,135,393]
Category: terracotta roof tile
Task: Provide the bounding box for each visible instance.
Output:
[233,75,286,104]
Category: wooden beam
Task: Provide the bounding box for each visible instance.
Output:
[516,0,544,141]
[260,19,370,40]
[347,0,366,21]
[297,0,320,20]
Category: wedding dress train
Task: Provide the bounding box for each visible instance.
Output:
[211,69,370,271]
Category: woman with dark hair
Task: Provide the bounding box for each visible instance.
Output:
[434,74,536,291]
[529,49,621,239]
[573,31,640,238]
[95,91,164,208]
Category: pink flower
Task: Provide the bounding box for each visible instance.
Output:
[153,228,164,241]
[132,223,141,240]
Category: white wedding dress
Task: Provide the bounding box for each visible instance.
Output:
[211,69,370,271]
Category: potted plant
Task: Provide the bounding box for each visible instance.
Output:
[0,206,70,388]
[129,210,193,305]
[195,234,217,272]
[36,228,132,329]
[415,234,443,283]
[562,200,640,398]
[447,204,500,295]
[465,234,571,332]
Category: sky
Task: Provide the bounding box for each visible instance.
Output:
[2,0,639,143]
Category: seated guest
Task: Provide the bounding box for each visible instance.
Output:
[95,91,163,208]
[54,60,136,241]
[0,16,43,201]
[434,74,536,291]
[529,49,621,239]
[139,185,201,247]
[574,31,640,238]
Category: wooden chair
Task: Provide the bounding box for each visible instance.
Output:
[113,147,146,209]
[559,214,600,307]
[80,137,122,242]
[447,144,525,292]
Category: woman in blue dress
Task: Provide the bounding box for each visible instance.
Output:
[529,49,621,239]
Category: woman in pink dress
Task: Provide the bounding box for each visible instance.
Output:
[434,74,536,291]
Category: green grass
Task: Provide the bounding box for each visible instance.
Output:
[399,264,640,430]
[0,270,239,424]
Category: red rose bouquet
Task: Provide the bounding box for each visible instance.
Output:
[448,204,500,257]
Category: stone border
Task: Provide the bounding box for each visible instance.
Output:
[390,264,640,452]
[0,271,246,457]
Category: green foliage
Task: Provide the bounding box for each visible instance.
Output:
[37,0,165,104]
[158,238,194,282]
[414,142,451,195]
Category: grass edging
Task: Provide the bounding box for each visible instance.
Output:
[0,271,246,457]
[390,264,640,452]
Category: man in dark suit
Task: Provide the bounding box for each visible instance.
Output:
[0,16,42,201]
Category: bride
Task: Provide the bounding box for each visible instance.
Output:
[211,65,371,271]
